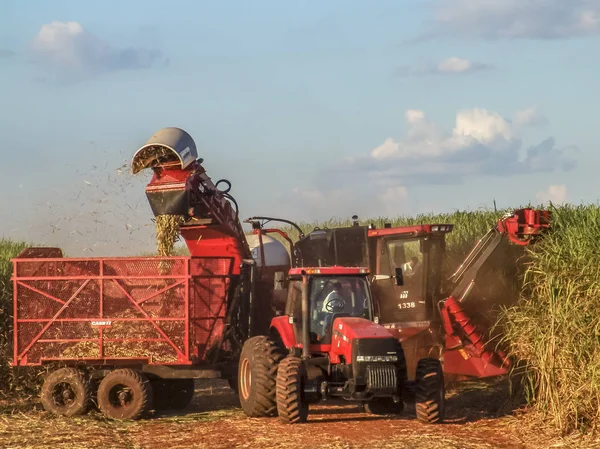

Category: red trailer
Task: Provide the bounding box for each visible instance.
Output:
[12,251,250,418]
[11,128,289,419]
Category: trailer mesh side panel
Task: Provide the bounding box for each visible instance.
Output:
[12,257,194,366]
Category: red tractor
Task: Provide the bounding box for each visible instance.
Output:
[237,266,445,424]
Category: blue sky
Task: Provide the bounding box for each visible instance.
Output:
[1,0,599,255]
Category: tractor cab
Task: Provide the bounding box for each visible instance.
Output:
[283,267,374,347]
[237,263,446,425]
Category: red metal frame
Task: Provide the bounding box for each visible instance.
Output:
[288,267,370,276]
[368,224,453,238]
[11,255,228,367]
[497,208,551,246]
[440,296,509,377]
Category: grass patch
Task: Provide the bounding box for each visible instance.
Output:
[500,204,600,434]
[0,238,29,394]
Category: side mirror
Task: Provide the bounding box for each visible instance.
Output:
[395,267,404,286]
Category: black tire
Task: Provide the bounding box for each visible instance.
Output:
[151,379,195,410]
[40,368,92,417]
[97,369,153,420]
[238,335,286,417]
[276,356,308,424]
[415,357,445,424]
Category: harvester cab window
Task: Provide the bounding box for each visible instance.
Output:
[388,240,423,290]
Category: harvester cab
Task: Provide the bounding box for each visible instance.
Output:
[237,265,446,424]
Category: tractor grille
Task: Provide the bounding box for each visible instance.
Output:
[365,363,397,395]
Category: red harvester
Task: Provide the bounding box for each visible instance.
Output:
[239,208,550,423]
[12,128,290,419]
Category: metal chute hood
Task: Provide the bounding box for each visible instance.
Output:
[131,127,198,174]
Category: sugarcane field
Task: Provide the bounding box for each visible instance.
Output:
[2,3,600,449]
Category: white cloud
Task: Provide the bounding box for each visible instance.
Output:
[32,21,166,80]
[438,57,473,73]
[278,107,575,220]
[536,184,567,204]
[370,107,514,163]
[513,107,548,129]
[454,108,513,143]
[433,0,600,39]
[333,107,575,189]
[396,57,492,77]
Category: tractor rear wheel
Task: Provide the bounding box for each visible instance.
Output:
[276,356,308,424]
[40,368,92,417]
[415,357,445,424]
[97,369,153,420]
[151,379,195,410]
[238,335,285,417]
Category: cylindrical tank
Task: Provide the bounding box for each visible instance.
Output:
[245,234,290,267]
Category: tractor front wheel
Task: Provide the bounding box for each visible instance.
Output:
[238,335,285,417]
[40,368,92,417]
[97,369,153,420]
[276,356,308,424]
[415,358,445,424]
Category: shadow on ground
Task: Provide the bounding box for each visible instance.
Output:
[150,376,524,425]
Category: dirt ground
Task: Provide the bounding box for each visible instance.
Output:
[0,379,597,449]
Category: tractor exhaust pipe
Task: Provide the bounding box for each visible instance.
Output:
[301,271,310,360]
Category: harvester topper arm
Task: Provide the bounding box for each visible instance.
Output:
[446,208,550,303]
[438,208,550,377]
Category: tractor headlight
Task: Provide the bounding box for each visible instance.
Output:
[356,355,398,363]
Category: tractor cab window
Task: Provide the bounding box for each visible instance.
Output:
[286,276,373,346]
[309,276,372,344]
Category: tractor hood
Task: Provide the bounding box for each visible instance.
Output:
[330,317,399,368]
[332,317,394,341]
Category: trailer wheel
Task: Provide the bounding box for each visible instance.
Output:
[415,358,445,424]
[151,379,195,410]
[97,369,153,420]
[40,368,92,417]
[276,356,308,424]
[238,335,285,417]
